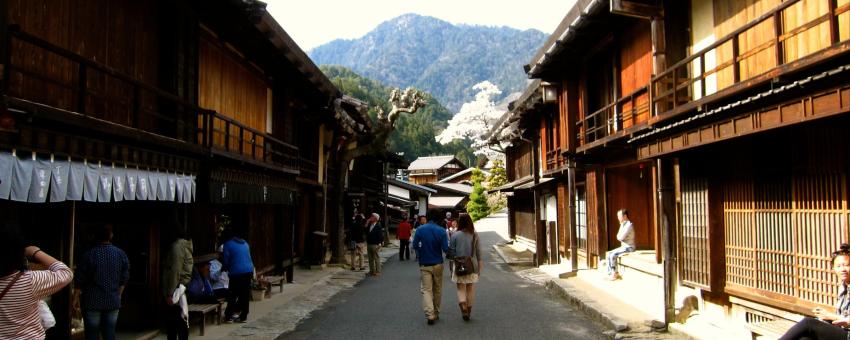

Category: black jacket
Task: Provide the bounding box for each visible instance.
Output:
[349,215,366,243]
[366,222,384,245]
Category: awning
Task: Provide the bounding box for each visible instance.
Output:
[0,151,196,203]
[515,177,555,190]
[428,196,466,209]
[489,176,534,193]
[386,194,416,207]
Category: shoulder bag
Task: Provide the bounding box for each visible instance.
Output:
[454,233,478,276]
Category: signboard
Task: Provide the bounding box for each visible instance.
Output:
[610,0,663,19]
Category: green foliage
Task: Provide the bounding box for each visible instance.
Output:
[486,159,508,190]
[321,65,476,163]
[466,168,490,221]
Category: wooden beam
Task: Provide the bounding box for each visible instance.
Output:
[656,157,677,324]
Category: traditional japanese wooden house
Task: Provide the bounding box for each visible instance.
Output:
[494,0,850,334]
[407,155,467,185]
[0,0,355,337]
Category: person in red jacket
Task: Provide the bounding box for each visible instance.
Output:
[397,215,413,261]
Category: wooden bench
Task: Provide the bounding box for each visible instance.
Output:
[188,303,221,336]
[264,275,285,293]
[746,319,796,340]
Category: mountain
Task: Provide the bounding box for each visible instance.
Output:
[321,65,477,166]
[310,14,547,112]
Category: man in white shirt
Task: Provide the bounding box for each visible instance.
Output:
[606,209,635,280]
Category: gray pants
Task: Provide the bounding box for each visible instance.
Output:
[367,244,381,274]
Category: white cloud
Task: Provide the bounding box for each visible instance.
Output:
[265,0,577,51]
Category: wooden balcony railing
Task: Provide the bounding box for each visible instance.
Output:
[201,112,299,171]
[299,158,319,181]
[576,85,649,146]
[651,0,849,116]
[545,148,564,170]
[5,26,299,172]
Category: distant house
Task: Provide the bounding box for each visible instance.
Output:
[438,167,490,185]
[424,182,474,213]
[387,177,437,218]
[407,155,467,185]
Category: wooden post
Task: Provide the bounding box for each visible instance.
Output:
[651,16,667,112]
[531,133,543,266]
[568,160,578,273]
[657,157,677,324]
[0,3,9,98]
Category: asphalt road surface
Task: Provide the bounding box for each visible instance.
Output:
[282,215,609,340]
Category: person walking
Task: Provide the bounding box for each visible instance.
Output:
[606,209,635,280]
[366,213,384,276]
[397,215,412,261]
[161,229,193,340]
[450,213,483,321]
[75,224,130,340]
[412,208,449,325]
[0,223,73,340]
[349,210,366,271]
[222,229,255,323]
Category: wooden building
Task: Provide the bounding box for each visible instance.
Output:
[407,155,467,185]
[0,0,362,337]
[491,0,850,334]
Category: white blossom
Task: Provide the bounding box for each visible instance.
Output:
[436,81,506,160]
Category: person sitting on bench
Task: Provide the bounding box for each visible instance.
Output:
[779,244,850,340]
[606,209,635,281]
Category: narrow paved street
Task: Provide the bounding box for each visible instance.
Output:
[281,213,609,340]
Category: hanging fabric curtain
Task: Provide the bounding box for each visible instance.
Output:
[0,151,196,204]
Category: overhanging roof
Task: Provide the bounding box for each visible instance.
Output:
[424,182,473,196]
[525,0,608,79]
[489,175,534,193]
[515,177,555,190]
[428,196,467,209]
[408,155,465,171]
[388,177,438,194]
[438,168,490,184]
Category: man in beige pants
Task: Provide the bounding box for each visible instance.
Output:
[412,209,450,324]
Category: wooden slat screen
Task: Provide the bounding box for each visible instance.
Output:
[681,176,710,288]
[725,172,849,307]
[586,170,601,258]
[576,185,588,251]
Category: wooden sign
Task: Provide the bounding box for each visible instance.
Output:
[610,0,663,19]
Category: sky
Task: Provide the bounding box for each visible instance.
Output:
[265,0,577,51]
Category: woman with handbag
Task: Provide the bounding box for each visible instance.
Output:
[0,223,73,339]
[449,213,482,321]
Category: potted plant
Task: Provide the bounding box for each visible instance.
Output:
[250,277,269,301]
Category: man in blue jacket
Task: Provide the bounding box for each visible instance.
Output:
[222,230,255,323]
[365,213,384,276]
[412,208,449,325]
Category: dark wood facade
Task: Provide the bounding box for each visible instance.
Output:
[493,0,850,330]
[0,0,355,337]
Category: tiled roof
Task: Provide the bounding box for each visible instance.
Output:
[408,155,461,171]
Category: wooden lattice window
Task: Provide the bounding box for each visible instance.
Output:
[724,172,849,308]
[681,177,710,288]
[576,185,588,250]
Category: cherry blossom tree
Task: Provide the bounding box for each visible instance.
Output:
[436,81,507,160]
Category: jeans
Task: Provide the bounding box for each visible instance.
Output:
[399,240,410,260]
[225,273,252,321]
[606,245,634,275]
[420,263,444,319]
[778,317,848,340]
[83,309,119,340]
[367,244,382,274]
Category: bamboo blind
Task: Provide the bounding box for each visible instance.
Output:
[724,172,849,306]
[681,176,711,288]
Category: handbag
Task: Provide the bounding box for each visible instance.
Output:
[453,233,478,276]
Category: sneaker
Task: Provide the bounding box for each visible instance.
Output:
[427,318,435,325]
[235,319,247,323]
